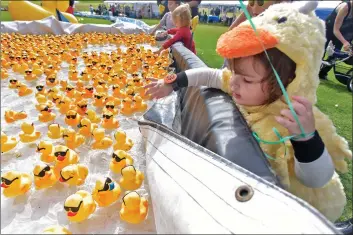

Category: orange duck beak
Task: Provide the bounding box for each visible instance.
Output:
[216,25,278,59]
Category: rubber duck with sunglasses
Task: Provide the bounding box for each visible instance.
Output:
[1,171,32,198]
[53,145,79,178]
[65,110,81,127]
[64,190,96,223]
[92,176,121,207]
[33,163,57,190]
[38,104,56,123]
[101,110,119,130]
[36,140,55,163]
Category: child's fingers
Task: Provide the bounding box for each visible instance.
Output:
[145,86,159,96]
[292,96,312,112]
[144,82,158,89]
[275,116,294,130]
[280,109,295,122]
[292,100,307,116]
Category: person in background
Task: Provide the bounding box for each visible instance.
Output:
[66,0,75,15]
[319,0,353,80]
[89,4,94,15]
[150,0,181,35]
[182,0,201,18]
[155,4,196,54]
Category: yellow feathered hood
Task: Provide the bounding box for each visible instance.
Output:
[216,2,351,222]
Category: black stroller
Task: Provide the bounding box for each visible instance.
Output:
[321,42,353,92]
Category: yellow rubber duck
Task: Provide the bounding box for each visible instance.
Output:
[53,145,79,178]
[103,101,119,115]
[1,171,32,198]
[65,85,78,99]
[76,99,88,116]
[91,128,113,150]
[51,93,62,106]
[136,87,151,100]
[76,80,85,93]
[101,111,119,130]
[60,80,68,92]
[24,69,37,82]
[17,83,33,97]
[36,140,56,163]
[47,87,60,100]
[65,110,81,127]
[68,70,78,81]
[35,84,47,96]
[112,85,126,99]
[58,96,74,115]
[33,163,57,190]
[63,128,85,150]
[92,176,121,207]
[44,65,56,77]
[119,165,144,191]
[120,191,148,224]
[1,132,18,153]
[64,190,96,223]
[46,74,58,87]
[113,130,134,152]
[79,70,91,82]
[121,98,134,116]
[86,109,101,124]
[93,92,106,108]
[110,150,134,174]
[78,118,98,137]
[48,124,65,140]
[133,95,148,113]
[105,96,121,106]
[38,104,56,123]
[19,122,41,143]
[43,225,72,234]
[59,164,88,186]
[4,110,27,123]
[82,86,94,99]
[8,78,19,89]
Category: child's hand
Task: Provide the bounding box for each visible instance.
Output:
[144,78,173,99]
[275,96,316,141]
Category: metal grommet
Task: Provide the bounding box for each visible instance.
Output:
[235,185,254,202]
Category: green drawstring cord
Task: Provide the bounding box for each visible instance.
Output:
[238,0,315,160]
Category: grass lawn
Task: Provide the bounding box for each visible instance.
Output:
[1,11,352,222]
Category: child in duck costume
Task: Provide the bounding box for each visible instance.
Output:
[145,2,352,222]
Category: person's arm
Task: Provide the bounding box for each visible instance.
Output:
[162,29,183,49]
[291,131,335,188]
[333,3,351,49]
[150,14,166,35]
[167,28,179,35]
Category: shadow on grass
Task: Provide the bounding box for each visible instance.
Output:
[320,79,351,94]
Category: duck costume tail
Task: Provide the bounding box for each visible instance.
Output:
[216,1,352,222]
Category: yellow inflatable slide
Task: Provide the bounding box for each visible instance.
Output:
[8,0,78,23]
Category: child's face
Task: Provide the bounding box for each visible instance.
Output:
[168,1,179,12]
[229,56,269,106]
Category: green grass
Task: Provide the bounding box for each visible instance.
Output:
[0,10,352,222]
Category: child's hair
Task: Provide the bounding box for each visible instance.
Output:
[172,4,192,27]
[227,48,296,104]
[170,0,182,5]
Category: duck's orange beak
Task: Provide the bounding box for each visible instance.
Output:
[216,25,278,59]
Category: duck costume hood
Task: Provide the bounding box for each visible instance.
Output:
[216,2,352,222]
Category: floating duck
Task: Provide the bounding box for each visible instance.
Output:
[19,122,41,143]
[121,98,134,116]
[60,80,68,92]
[35,94,54,109]
[64,190,96,223]
[101,111,119,130]
[91,128,113,150]
[76,99,88,116]
[46,74,58,87]
[35,84,47,96]
[110,150,134,174]
[112,85,126,99]
[120,191,148,224]
[75,80,85,93]
[1,132,18,153]
[43,225,72,234]
[92,176,121,207]
[17,83,33,97]
[47,87,60,100]
[63,128,85,150]
[48,124,65,139]
[69,69,78,81]
[79,70,91,82]
[113,130,134,151]
[24,69,37,81]
[36,140,55,163]
[65,110,81,127]
[83,86,94,99]
[33,163,57,190]
[4,110,27,123]
[93,92,106,108]
[38,104,56,123]
[53,145,79,178]
[103,101,119,115]
[65,85,78,99]
[133,95,147,113]
[86,109,101,124]
[58,97,74,115]
[1,171,32,198]
[59,164,88,186]
[95,83,108,93]
[119,165,144,191]
[44,65,56,77]
[8,79,19,89]
[78,118,98,137]
[136,87,151,100]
